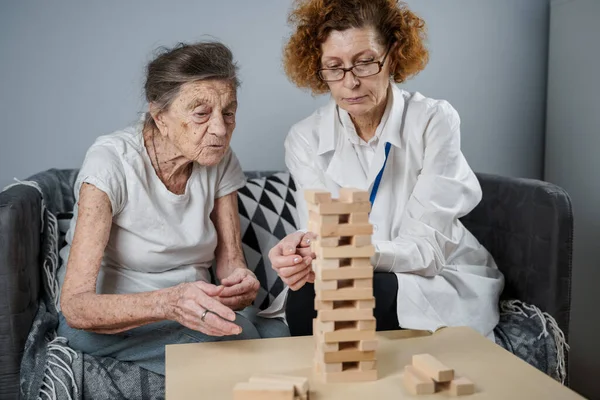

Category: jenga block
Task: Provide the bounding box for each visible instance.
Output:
[351,258,372,268]
[319,288,373,301]
[233,381,295,400]
[351,235,372,247]
[248,374,309,397]
[304,190,331,205]
[449,377,475,396]
[310,222,373,237]
[317,236,340,247]
[314,318,334,332]
[353,278,373,288]
[315,298,375,312]
[357,318,376,330]
[316,244,375,259]
[338,188,369,203]
[402,365,435,395]
[321,348,376,363]
[320,368,377,383]
[314,356,343,373]
[315,279,337,291]
[309,211,338,225]
[359,360,377,371]
[312,258,342,270]
[318,266,372,281]
[308,201,371,215]
[322,326,376,343]
[318,308,373,322]
[358,339,378,351]
[315,299,334,310]
[316,338,339,352]
[412,354,454,382]
[349,213,369,224]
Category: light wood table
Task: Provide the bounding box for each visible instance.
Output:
[166,327,584,399]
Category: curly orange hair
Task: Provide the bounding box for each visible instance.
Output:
[283,0,429,94]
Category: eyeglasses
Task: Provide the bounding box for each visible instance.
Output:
[317,45,393,82]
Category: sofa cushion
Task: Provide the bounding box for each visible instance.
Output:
[238,172,299,310]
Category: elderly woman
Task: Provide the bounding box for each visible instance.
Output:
[57,41,289,375]
[268,0,504,338]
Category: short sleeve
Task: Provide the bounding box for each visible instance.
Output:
[215,148,246,198]
[75,143,127,216]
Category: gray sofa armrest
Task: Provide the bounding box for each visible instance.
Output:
[461,173,573,340]
[0,185,43,399]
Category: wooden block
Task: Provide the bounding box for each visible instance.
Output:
[319,288,373,301]
[349,213,369,224]
[309,211,338,225]
[314,279,337,291]
[317,236,340,247]
[358,339,378,351]
[316,244,375,259]
[319,368,377,383]
[233,381,295,400]
[353,278,373,288]
[322,326,376,343]
[412,353,454,382]
[322,348,376,363]
[311,223,373,238]
[338,188,369,203]
[359,360,377,371]
[315,299,334,310]
[248,374,309,397]
[316,337,339,352]
[402,365,435,395]
[357,318,376,331]
[304,190,331,205]
[308,201,371,215]
[318,266,372,281]
[314,318,335,332]
[318,308,373,322]
[449,377,475,396]
[351,258,372,268]
[314,356,343,373]
[351,235,372,247]
[313,259,342,269]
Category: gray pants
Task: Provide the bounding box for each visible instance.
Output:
[57,307,289,375]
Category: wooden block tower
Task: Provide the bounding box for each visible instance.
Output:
[304,188,378,383]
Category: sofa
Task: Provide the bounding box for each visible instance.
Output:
[0,169,573,399]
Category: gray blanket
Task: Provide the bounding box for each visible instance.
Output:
[13,170,567,399]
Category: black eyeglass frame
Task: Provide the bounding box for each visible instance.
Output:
[317,44,394,82]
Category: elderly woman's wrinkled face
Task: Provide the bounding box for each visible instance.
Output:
[321,27,391,118]
[153,80,237,166]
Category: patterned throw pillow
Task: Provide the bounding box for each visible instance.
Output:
[238,172,300,310]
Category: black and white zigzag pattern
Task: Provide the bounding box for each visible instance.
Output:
[238,172,299,310]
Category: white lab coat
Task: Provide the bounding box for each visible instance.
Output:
[282,84,504,339]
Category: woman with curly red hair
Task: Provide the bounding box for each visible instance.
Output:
[267,0,504,339]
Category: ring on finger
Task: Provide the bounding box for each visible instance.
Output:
[201,309,210,322]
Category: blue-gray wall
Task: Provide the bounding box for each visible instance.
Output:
[545,1,600,398]
[0,0,549,189]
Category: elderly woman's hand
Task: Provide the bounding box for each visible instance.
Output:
[268,231,317,291]
[167,281,242,336]
[217,267,260,310]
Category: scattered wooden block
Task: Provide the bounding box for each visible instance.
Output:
[338,188,369,203]
[412,353,454,382]
[449,376,475,396]
[304,190,332,205]
[307,201,371,215]
[402,365,435,395]
[233,381,295,400]
[248,374,309,398]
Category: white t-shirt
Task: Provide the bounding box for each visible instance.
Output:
[57,122,246,306]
